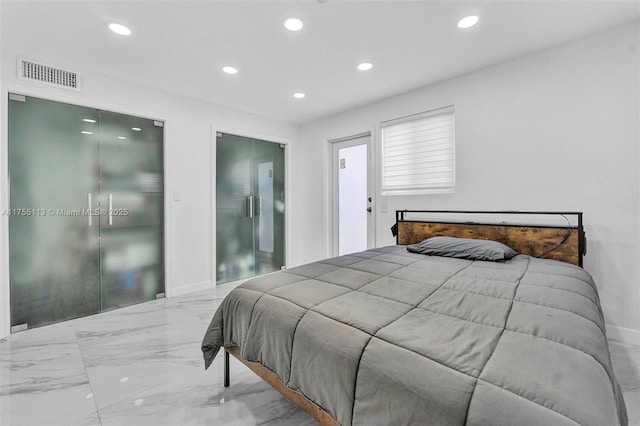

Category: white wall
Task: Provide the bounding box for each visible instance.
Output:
[293,22,640,342]
[0,48,299,338]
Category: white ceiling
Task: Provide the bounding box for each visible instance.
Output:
[1,1,639,124]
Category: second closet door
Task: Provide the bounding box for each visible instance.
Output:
[216,133,285,284]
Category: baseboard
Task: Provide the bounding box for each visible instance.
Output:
[606,323,640,346]
[288,258,324,269]
[168,280,214,297]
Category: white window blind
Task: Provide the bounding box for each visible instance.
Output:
[381,106,455,195]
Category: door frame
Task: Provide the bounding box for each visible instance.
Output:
[211,126,290,284]
[1,85,169,338]
[328,132,374,257]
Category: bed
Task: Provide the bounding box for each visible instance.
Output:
[202,210,628,426]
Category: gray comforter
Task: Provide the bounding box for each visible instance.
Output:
[202,246,628,426]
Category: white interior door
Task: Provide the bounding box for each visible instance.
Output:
[332,135,373,256]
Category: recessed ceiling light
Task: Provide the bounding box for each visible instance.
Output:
[357,62,373,71]
[108,23,132,36]
[457,16,479,29]
[293,92,306,99]
[117,136,127,140]
[81,131,93,135]
[83,118,96,123]
[284,18,303,32]
[222,66,238,75]
[132,127,142,131]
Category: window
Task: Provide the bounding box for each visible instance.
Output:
[380,106,455,195]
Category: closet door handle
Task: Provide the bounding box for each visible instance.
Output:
[256,196,262,217]
[108,194,113,226]
[88,193,92,226]
[246,195,254,218]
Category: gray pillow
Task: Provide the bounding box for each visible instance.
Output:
[407,236,517,261]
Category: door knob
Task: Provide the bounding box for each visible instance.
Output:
[246,196,254,218]
[367,207,372,213]
[108,194,113,226]
[88,193,92,226]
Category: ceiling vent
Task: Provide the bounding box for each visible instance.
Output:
[17,58,81,92]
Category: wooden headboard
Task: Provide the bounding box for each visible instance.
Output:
[395,210,586,266]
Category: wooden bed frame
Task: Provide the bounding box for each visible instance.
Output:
[395,210,585,266]
[224,346,339,426]
[223,210,586,425]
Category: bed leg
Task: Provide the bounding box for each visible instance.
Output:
[224,348,230,388]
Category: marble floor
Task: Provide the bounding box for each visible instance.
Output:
[1,282,639,426]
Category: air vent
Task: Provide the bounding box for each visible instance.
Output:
[17,58,81,92]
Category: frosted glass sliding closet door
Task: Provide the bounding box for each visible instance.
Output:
[8,94,164,330]
[97,110,165,311]
[8,95,101,329]
[216,133,285,284]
